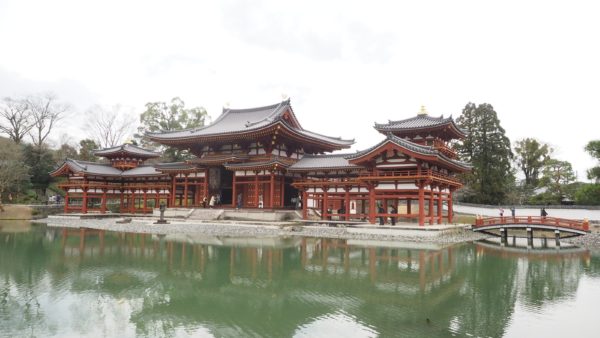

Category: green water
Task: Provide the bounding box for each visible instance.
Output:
[1,225,599,338]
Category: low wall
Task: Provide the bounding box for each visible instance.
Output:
[455,202,600,210]
[223,210,300,222]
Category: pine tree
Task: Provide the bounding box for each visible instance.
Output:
[454,103,514,204]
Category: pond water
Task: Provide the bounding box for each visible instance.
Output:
[1,224,599,338]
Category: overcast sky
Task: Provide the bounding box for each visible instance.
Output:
[0,0,598,180]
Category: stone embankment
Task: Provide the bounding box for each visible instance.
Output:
[39,216,488,244]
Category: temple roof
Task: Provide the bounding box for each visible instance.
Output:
[146,99,354,148]
[50,159,123,177]
[374,114,466,139]
[51,159,174,178]
[347,134,471,171]
[154,162,198,172]
[94,144,160,159]
[224,157,292,171]
[287,154,361,172]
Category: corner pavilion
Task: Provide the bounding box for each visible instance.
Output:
[51,99,470,225]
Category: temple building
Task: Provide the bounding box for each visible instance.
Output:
[51,100,469,225]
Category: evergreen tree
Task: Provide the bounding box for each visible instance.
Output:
[584,140,600,182]
[537,159,576,203]
[78,139,99,162]
[454,103,514,204]
[136,97,207,162]
[514,138,552,187]
[22,144,55,200]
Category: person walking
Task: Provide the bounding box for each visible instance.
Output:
[541,207,548,218]
[510,207,515,218]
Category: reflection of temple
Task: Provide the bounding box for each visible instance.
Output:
[2,227,598,337]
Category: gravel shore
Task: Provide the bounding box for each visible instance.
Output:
[37,216,488,244]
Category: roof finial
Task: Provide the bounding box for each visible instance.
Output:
[418,105,428,116]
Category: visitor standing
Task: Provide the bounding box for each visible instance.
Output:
[499,208,504,217]
[209,195,215,208]
[202,196,207,208]
[378,204,385,225]
[389,204,397,225]
[237,193,243,209]
[541,207,548,218]
[510,207,515,217]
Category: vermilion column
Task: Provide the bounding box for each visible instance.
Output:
[407,198,411,215]
[429,186,434,225]
[344,189,350,221]
[232,172,237,208]
[302,190,308,219]
[368,185,376,224]
[254,172,259,207]
[448,189,454,223]
[101,189,107,214]
[82,188,88,214]
[64,190,69,213]
[322,186,329,220]
[183,175,188,207]
[418,182,425,226]
[437,187,443,224]
[269,171,275,208]
[171,175,176,207]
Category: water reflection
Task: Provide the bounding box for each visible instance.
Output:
[0,225,598,338]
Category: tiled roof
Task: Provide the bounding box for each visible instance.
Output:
[52,159,171,177]
[59,159,123,176]
[154,162,197,171]
[374,114,466,137]
[94,144,160,158]
[287,154,362,171]
[224,158,291,170]
[189,153,249,165]
[346,134,471,171]
[146,99,353,147]
[120,165,163,176]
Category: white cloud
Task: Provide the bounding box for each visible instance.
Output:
[0,0,598,177]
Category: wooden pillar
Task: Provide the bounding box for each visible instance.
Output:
[143,189,148,213]
[171,175,176,207]
[183,175,188,207]
[203,169,209,200]
[429,185,434,225]
[344,189,350,221]
[368,185,376,224]
[302,190,308,219]
[407,198,411,215]
[437,187,443,224]
[254,172,259,208]
[323,186,329,220]
[280,175,285,207]
[101,189,107,214]
[448,189,454,223]
[119,191,124,212]
[64,191,69,213]
[269,171,275,209]
[418,182,425,226]
[82,188,88,214]
[131,190,136,213]
[232,172,237,208]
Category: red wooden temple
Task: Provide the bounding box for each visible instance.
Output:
[51,100,470,225]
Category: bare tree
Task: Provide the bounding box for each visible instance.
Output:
[0,97,34,144]
[85,104,137,148]
[27,93,70,148]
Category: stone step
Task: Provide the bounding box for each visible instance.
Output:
[188,208,224,220]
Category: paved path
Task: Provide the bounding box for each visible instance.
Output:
[454,204,600,221]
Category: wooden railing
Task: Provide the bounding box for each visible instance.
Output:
[473,216,590,232]
[58,182,172,190]
[359,169,462,185]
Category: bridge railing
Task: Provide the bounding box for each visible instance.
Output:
[473,216,590,232]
